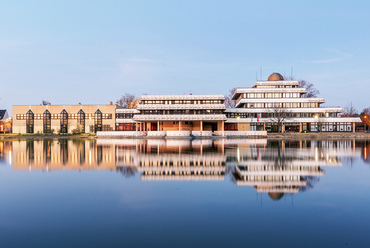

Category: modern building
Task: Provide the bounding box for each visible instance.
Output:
[11,72,363,135]
[225,73,362,132]
[12,104,116,134]
[133,94,227,132]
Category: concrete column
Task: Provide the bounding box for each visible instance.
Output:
[281,124,285,133]
[157,121,160,131]
[352,122,355,133]
[200,120,203,132]
[263,123,266,131]
[222,120,224,136]
[179,121,182,131]
[299,123,302,132]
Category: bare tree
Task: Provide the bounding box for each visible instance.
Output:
[41,100,51,105]
[343,102,358,116]
[361,107,370,115]
[285,76,320,98]
[117,93,136,108]
[299,80,320,98]
[361,107,370,131]
[224,87,237,108]
[268,105,291,133]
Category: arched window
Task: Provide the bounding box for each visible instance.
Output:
[43,110,51,133]
[26,109,34,133]
[77,109,85,133]
[60,109,68,134]
[95,109,102,133]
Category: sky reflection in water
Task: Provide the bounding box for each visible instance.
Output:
[0,138,370,248]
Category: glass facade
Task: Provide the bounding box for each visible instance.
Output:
[77,109,85,133]
[60,109,68,134]
[95,109,102,133]
[26,110,34,133]
[43,110,51,133]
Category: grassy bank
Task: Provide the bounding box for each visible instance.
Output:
[267,132,370,140]
[0,133,96,140]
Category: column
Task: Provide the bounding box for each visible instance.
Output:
[299,123,302,132]
[179,121,181,131]
[200,120,203,132]
[222,120,224,136]
[352,122,355,133]
[135,121,138,136]
[263,123,266,131]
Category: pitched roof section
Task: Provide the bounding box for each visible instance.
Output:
[0,110,8,120]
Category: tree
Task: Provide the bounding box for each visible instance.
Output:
[285,76,320,98]
[41,100,51,105]
[299,80,320,98]
[361,107,370,115]
[117,93,136,108]
[343,102,358,116]
[224,87,237,108]
[268,105,291,133]
[361,107,370,131]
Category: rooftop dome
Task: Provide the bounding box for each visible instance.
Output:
[267,72,284,81]
[268,192,284,201]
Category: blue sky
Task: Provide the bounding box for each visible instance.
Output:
[1,0,369,114]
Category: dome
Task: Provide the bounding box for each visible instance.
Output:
[268,192,284,201]
[267,72,284,81]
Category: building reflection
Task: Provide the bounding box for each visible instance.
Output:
[2,138,369,199]
[11,139,115,171]
[230,140,361,200]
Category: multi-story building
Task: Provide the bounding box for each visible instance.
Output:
[225,72,362,132]
[11,72,362,135]
[12,104,116,134]
[133,94,227,133]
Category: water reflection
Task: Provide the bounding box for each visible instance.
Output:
[1,138,369,200]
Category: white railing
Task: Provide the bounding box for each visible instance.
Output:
[213,131,267,137]
[96,131,147,137]
[147,131,167,137]
[192,131,212,137]
[166,131,190,137]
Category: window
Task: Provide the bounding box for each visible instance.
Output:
[26,110,34,133]
[77,109,85,133]
[43,110,51,133]
[95,109,102,133]
[60,109,68,134]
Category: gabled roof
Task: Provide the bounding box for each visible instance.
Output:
[0,110,8,120]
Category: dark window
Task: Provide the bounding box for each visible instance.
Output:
[60,109,68,134]
[43,110,51,133]
[95,109,102,133]
[77,109,85,133]
[26,109,34,133]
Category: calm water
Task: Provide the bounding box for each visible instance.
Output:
[0,138,370,248]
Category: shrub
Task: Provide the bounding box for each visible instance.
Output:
[72,128,81,135]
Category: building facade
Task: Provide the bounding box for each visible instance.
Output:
[225,73,361,132]
[12,72,362,135]
[12,104,116,134]
[132,94,227,133]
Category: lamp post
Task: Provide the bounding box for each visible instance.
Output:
[364,116,367,132]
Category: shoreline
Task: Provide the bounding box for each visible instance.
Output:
[1,132,370,140]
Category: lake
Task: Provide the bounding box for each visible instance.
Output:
[0,138,369,248]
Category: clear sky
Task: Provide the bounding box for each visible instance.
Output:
[1,0,369,114]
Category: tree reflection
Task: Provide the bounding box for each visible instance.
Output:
[299,176,320,192]
[117,166,137,178]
